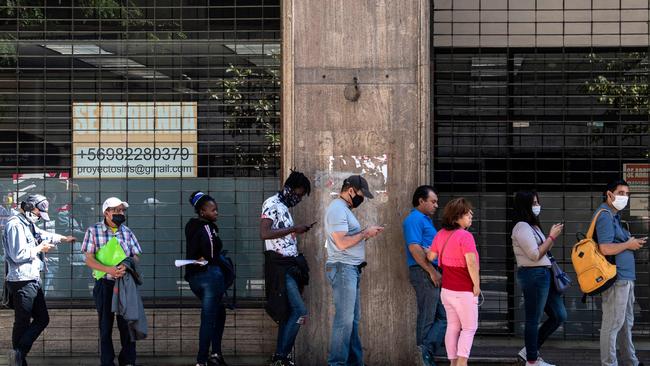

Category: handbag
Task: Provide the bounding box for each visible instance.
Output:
[547,251,572,294]
[530,224,572,294]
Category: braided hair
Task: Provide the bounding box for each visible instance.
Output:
[283,169,311,195]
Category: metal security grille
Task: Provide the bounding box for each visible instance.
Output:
[0,1,281,306]
[432,2,650,339]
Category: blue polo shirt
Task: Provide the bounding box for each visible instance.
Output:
[402,208,438,267]
[594,203,634,281]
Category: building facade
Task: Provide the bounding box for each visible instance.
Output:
[1,0,649,364]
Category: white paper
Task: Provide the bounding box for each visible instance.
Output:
[174,259,208,267]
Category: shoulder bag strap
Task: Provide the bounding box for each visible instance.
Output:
[439,230,457,267]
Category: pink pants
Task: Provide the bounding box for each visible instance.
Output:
[441,288,478,359]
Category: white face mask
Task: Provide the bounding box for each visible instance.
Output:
[612,195,629,211]
[532,205,541,216]
[25,211,40,224]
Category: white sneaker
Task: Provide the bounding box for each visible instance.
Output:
[518,347,526,360]
[528,358,556,366]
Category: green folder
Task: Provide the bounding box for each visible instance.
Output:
[93,237,127,280]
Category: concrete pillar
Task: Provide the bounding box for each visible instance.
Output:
[282,0,431,364]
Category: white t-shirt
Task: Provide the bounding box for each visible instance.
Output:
[261,193,298,257]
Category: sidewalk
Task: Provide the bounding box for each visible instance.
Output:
[1,339,649,366]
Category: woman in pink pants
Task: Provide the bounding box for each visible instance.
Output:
[427,197,480,366]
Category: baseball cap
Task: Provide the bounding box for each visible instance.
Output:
[23,194,51,221]
[342,175,374,199]
[102,197,129,213]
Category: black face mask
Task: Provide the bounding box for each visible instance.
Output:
[111,214,126,227]
[349,191,364,209]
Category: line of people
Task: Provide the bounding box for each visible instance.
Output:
[2,175,646,366]
[262,174,647,366]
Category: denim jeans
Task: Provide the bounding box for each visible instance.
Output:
[93,279,136,366]
[517,267,567,362]
[409,266,446,360]
[326,262,363,366]
[600,280,639,366]
[8,280,49,361]
[275,272,308,358]
[187,265,226,364]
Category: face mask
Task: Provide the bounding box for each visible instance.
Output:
[25,211,40,224]
[111,214,126,227]
[349,190,364,209]
[612,195,629,211]
[279,186,302,208]
[532,205,541,217]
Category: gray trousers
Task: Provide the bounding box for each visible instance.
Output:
[600,280,639,366]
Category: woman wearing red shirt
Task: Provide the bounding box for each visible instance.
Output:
[427,198,480,366]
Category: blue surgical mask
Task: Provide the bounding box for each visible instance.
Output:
[532,205,541,217]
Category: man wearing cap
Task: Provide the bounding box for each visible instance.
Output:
[82,197,142,366]
[3,194,75,366]
[325,175,384,366]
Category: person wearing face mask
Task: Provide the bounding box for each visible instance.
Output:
[325,175,383,366]
[511,191,566,366]
[3,194,75,366]
[185,191,234,366]
[260,170,312,366]
[402,185,446,366]
[81,197,142,366]
[595,180,647,366]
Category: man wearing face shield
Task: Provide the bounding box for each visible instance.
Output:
[324,175,384,366]
[81,197,142,366]
[3,194,75,366]
[595,180,647,366]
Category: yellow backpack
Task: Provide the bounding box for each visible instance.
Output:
[571,209,617,298]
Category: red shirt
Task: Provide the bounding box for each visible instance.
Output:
[430,229,479,292]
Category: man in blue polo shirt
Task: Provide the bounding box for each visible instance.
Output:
[595,179,646,366]
[402,185,446,366]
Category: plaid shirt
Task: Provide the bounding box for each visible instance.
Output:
[81,221,142,258]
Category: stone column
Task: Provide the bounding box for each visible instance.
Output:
[282,1,431,364]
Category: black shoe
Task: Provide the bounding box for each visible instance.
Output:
[208,353,228,366]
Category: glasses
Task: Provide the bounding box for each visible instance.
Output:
[107,207,126,214]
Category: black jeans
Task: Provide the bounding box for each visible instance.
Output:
[409,266,447,357]
[8,280,49,362]
[93,279,136,366]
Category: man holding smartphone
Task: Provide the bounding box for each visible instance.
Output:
[3,194,75,366]
[325,175,383,366]
[260,170,313,366]
[595,179,647,366]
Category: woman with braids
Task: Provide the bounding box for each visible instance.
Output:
[185,191,234,366]
[260,170,313,366]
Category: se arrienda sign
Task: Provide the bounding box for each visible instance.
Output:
[72,102,197,178]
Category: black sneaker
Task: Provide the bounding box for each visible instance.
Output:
[208,353,228,366]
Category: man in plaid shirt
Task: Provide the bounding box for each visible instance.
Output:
[81,197,142,366]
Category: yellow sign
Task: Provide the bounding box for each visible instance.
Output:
[72,102,198,178]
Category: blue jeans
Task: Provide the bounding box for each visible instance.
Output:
[275,272,308,358]
[409,266,447,360]
[326,262,363,366]
[517,267,567,362]
[187,265,226,364]
[93,279,136,366]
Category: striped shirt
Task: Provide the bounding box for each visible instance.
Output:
[81,221,142,258]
